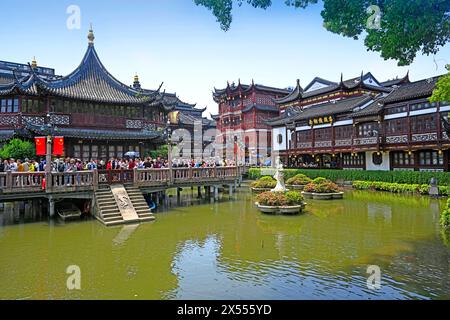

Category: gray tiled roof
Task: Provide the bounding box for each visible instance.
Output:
[213,81,291,97]
[382,76,441,104]
[274,73,391,105]
[0,44,172,107]
[268,95,373,126]
[27,125,162,141]
[351,100,384,118]
[242,104,279,113]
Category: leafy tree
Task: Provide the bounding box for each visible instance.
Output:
[194,0,450,66]
[430,65,450,103]
[147,145,168,159]
[0,138,36,161]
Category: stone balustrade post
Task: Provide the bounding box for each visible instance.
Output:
[46,172,53,193]
[133,167,138,186]
[93,169,98,191]
[6,170,12,192]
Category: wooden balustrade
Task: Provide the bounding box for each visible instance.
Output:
[135,168,171,187]
[0,166,242,194]
[49,171,94,192]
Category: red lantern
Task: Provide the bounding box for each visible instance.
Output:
[52,136,64,156]
[35,137,46,156]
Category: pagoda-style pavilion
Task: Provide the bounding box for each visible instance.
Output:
[0,28,208,160]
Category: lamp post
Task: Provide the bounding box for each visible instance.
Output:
[45,113,56,174]
[166,120,173,184]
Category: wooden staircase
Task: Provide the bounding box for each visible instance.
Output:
[95,185,155,226]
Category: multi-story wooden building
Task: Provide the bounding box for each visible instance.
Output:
[0,29,210,161]
[211,80,291,165]
[268,72,450,172]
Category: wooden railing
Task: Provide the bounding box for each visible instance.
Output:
[0,166,243,195]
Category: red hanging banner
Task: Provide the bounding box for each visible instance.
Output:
[52,136,64,156]
[35,137,46,156]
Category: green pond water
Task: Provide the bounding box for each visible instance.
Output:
[0,187,449,300]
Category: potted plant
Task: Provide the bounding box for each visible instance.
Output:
[251,176,277,192]
[302,178,344,200]
[286,174,312,190]
[255,191,306,215]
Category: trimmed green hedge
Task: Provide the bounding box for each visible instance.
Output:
[249,168,450,185]
[441,199,450,227]
[352,180,450,196]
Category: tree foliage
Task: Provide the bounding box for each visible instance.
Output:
[0,139,36,161]
[194,0,450,66]
[430,65,450,103]
[147,145,168,159]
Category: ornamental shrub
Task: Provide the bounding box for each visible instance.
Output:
[286,174,312,186]
[312,177,328,185]
[256,192,288,206]
[285,191,304,205]
[251,176,277,188]
[256,191,304,206]
[304,180,341,193]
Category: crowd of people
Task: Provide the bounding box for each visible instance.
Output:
[0,156,236,173]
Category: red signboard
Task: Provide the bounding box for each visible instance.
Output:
[52,136,64,156]
[35,137,46,156]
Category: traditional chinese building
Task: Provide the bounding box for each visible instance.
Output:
[211,80,291,165]
[268,72,450,172]
[0,28,210,161]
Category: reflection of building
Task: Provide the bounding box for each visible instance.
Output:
[268,72,450,171]
[211,81,291,165]
[0,29,210,160]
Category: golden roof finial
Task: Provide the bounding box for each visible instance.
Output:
[31,57,37,69]
[88,23,95,45]
[134,73,139,82]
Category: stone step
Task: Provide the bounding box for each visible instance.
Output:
[131,199,147,206]
[103,216,124,222]
[128,195,145,199]
[101,208,121,215]
[97,198,116,203]
[138,215,155,222]
[129,197,146,201]
[97,197,115,202]
[99,203,119,210]
[134,205,150,210]
[102,213,122,218]
[134,206,150,211]
[137,212,152,217]
[96,191,113,196]
[96,192,113,196]
[104,220,127,227]
[128,194,145,199]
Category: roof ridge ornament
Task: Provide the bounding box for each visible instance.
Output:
[31,57,37,69]
[88,24,95,46]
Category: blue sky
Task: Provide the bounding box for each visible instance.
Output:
[1,0,449,116]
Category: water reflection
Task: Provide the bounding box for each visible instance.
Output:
[0,188,449,299]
